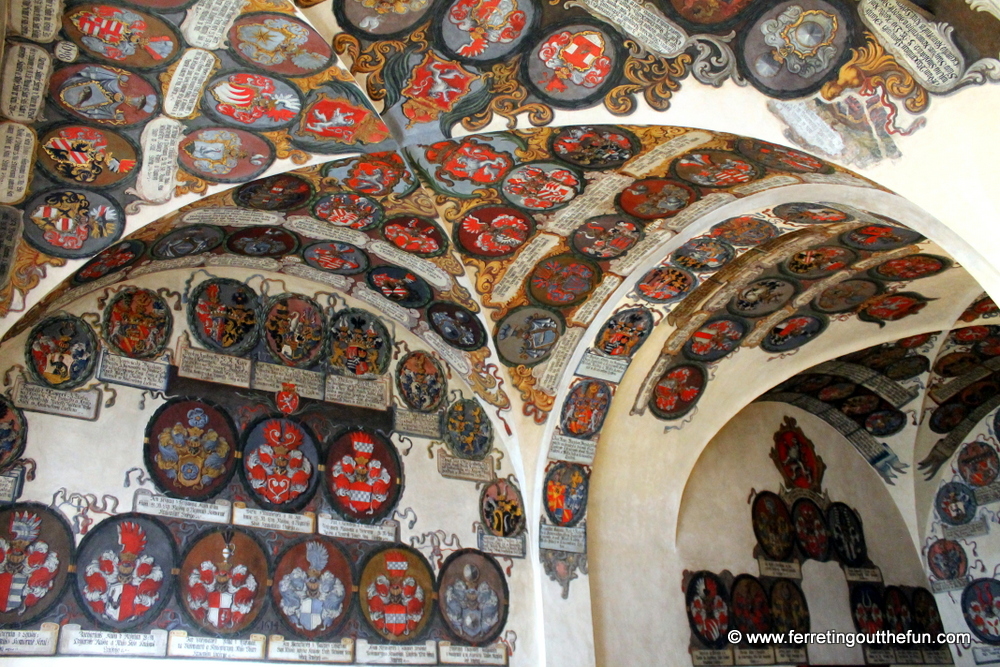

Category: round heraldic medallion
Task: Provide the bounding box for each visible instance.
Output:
[179,528,270,636]
[480,479,526,538]
[187,278,262,357]
[226,226,299,257]
[571,214,643,261]
[438,0,538,64]
[543,462,590,528]
[152,225,224,259]
[927,539,967,582]
[773,202,853,224]
[729,277,797,318]
[382,216,449,257]
[686,571,730,649]
[366,266,433,309]
[964,579,1000,644]
[736,138,831,173]
[326,309,392,377]
[872,254,950,281]
[936,481,978,526]
[827,502,867,567]
[455,205,535,259]
[760,314,827,353]
[770,579,809,636]
[103,287,172,359]
[560,379,612,440]
[959,441,1000,487]
[710,215,779,246]
[636,266,696,303]
[234,173,313,211]
[791,498,829,561]
[178,127,275,184]
[26,314,98,390]
[50,63,159,127]
[322,152,416,197]
[144,398,239,501]
[594,307,654,358]
[63,4,181,70]
[75,514,176,631]
[228,13,332,76]
[72,239,145,285]
[524,22,621,107]
[751,491,794,561]
[550,125,640,170]
[617,178,696,220]
[38,124,139,189]
[336,0,437,39]
[730,575,772,636]
[495,306,564,367]
[0,397,27,474]
[672,238,735,272]
[673,150,763,188]
[241,417,321,512]
[443,398,494,461]
[427,302,487,351]
[23,188,125,259]
[842,224,924,251]
[263,294,326,368]
[0,503,75,628]
[781,246,856,279]
[325,429,402,523]
[683,317,749,363]
[203,71,302,131]
[649,363,706,420]
[501,162,583,211]
[271,538,354,640]
[303,241,369,275]
[313,193,384,231]
[437,549,509,644]
[360,545,435,642]
[396,351,448,413]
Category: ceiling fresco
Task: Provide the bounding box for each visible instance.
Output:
[0,0,999,665]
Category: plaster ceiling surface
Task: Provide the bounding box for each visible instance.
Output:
[0,0,998,665]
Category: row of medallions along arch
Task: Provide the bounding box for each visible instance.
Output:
[640,209,949,423]
[685,417,949,661]
[331,0,864,135]
[0,502,510,647]
[15,1,390,263]
[22,279,486,397]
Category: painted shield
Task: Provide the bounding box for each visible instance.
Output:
[886,591,921,636]
[560,379,612,440]
[480,479,526,538]
[293,84,390,150]
[770,579,809,636]
[594,307,654,358]
[359,545,435,642]
[382,216,449,257]
[523,22,622,107]
[683,316,749,362]
[178,128,274,183]
[617,178,696,220]
[501,162,583,211]
[781,245,856,279]
[63,5,180,69]
[673,150,763,188]
[72,239,145,285]
[400,51,480,127]
[327,309,392,377]
[842,224,924,251]
[271,538,353,640]
[335,0,436,39]
[741,0,855,98]
[50,63,159,127]
[648,363,705,420]
[234,174,313,211]
[913,587,944,636]
[312,193,384,231]
[812,279,883,314]
[23,188,125,259]
[438,0,538,63]
[529,254,601,308]
[858,293,931,326]
[437,550,509,644]
[188,278,261,356]
[26,314,98,390]
[964,579,1000,644]
[240,416,320,512]
[321,152,416,198]
[730,575,771,636]
[936,481,978,526]
[143,398,239,501]
[179,528,270,635]
[263,294,326,368]
[151,224,224,259]
[636,266,696,303]
[302,241,369,275]
[226,226,299,257]
[366,266,433,309]
[729,278,797,318]
[872,254,950,281]
[792,498,829,561]
[0,504,74,627]
[427,301,487,351]
[38,124,139,188]
[710,215,779,246]
[685,571,729,649]
[927,539,967,581]
[736,138,831,173]
[74,514,176,630]
[203,71,302,130]
[416,135,517,197]
[958,441,1000,488]
[324,429,402,523]
[228,13,332,76]
[751,491,794,561]
[544,462,589,527]
[850,583,885,635]
[550,125,639,170]
[827,502,867,567]
[0,397,27,474]
[443,398,494,460]
[773,202,854,224]
[671,238,735,272]
[102,286,172,359]
[495,306,564,367]
[760,314,827,353]
[570,214,643,261]
[396,351,447,413]
[455,205,535,259]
